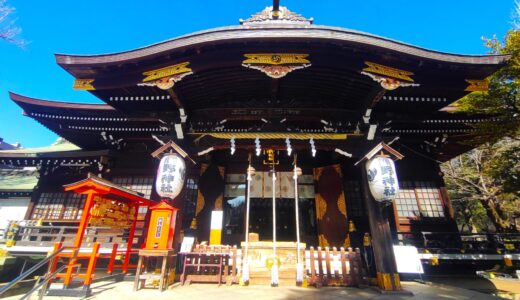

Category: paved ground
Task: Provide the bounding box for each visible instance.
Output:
[6,281,502,300]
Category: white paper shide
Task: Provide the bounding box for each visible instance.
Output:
[366,156,399,202]
[155,153,186,199]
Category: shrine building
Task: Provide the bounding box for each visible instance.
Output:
[0,3,511,291]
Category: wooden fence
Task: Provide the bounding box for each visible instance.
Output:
[180,244,239,286]
[305,246,366,287]
[11,222,143,248]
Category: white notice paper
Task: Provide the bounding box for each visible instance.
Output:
[393,245,424,274]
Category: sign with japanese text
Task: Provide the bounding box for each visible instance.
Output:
[366,156,399,202]
[155,153,186,199]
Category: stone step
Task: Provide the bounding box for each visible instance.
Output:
[248,276,297,286]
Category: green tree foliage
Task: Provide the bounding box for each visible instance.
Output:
[443,7,520,232]
[455,26,519,143]
[442,140,520,232]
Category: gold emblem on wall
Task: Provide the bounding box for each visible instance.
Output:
[318,234,330,248]
[316,197,327,220]
[337,197,347,218]
[214,196,223,210]
[139,62,193,90]
[73,79,95,91]
[361,61,419,90]
[195,190,205,216]
[262,149,280,165]
[242,53,311,78]
[465,79,489,92]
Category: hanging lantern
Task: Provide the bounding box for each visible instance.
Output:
[366,156,399,202]
[155,153,186,199]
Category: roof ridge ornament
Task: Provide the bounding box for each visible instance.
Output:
[240,6,313,26]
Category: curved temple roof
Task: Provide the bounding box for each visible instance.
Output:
[9,6,510,161]
[55,24,508,69]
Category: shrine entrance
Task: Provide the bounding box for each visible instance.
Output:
[249,198,295,241]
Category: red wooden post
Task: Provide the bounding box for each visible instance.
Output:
[48,242,62,284]
[73,192,95,249]
[107,243,118,274]
[63,248,79,287]
[84,242,101,286]
[123,204,139,273]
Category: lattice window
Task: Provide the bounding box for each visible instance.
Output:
[113,176,154,198]
[62,193,84,220]
[415,181,445,217]
[395,181,445,218]
[395,181,420,217]
[32,192,85,220]
[344,180,365,217]
[182,177,199,229]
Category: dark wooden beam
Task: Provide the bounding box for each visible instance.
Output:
[359,161,402,291]
[167,89,185,110]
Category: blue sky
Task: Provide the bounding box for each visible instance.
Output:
[0,0,515,148]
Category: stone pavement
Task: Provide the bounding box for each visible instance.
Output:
[5,280,501,300]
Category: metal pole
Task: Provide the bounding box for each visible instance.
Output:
[272,164,277,257]
[271,163,278,287]
[242,154,253,284]
[293,154,303,285]
[294,155,301,262]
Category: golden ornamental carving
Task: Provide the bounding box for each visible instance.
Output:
[214,196,223,210]
[337,198,347,218]
[73,79,95,91]
[139,62,193,90]
[316,195,327,220]
[362,61,414,82]
[240,6,313,26]
[465,79,489,92]
[243,54,310,65]
[318,234,330,248]
[242,53,311,79]
[361,72,420,90]
[361,61,420,90]
[344,235,351,248]
[195,190,205,216]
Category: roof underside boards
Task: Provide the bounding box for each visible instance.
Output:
[58,37,505,115]
[9,93,166,150]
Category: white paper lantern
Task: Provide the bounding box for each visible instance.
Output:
[155,153,186,199]
[366,156,399,202]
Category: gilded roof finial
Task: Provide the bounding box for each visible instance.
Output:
[240,4,313,26]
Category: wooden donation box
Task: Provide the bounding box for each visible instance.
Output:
[145,201,178,250]
[134,201,178,292]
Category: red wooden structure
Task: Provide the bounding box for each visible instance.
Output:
[145,201,178,250]
[51,173,155,289]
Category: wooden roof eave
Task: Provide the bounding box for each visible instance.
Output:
[54,25,510,77]
[9,92,114,111]
[0,149,111,159]
[64,173,155,206]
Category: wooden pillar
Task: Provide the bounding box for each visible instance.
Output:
[73,192,95,249]
[122,204,139,273]
[359,164,401,291]
[63,191,95,288]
